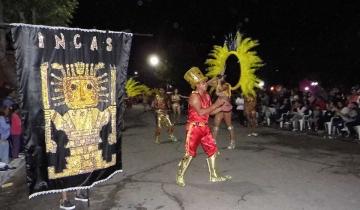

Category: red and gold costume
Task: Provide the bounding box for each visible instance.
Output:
[176,67,231,187]
[185,91,217,157]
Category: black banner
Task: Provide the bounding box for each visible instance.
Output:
[11,24,132,198]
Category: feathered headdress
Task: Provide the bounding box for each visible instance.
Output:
[205,31,264,97]
[125,78,150,97]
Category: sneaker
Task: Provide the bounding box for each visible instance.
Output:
[60,199,75,210]
[252,133,258,137]
[247,133,252,137]
[169,135,178,142]
[227,142,236,149]
[75,191,89,202]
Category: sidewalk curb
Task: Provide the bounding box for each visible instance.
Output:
[0,158,25,187]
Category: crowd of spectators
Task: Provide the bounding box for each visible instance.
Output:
[232,85,360,141]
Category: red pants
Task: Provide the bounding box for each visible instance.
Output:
[185,123,217,157]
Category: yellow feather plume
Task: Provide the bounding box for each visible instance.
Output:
[125,78,150,97]
[205,31,264,97]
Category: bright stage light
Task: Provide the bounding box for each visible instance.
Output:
[148,54,160,66]
[304,86,310,91]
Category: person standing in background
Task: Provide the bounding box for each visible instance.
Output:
[0,105,10,164]
[235,93,245,126]
[10,104,22,159]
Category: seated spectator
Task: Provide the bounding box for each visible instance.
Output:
[289,101,309,131]
[348,87,360,104]
[331,101,347,132]
[265,98,280,124]
[343,102,360,138]
[276,98,291,121]
[333,101,359,136]
[309,105,322,131]
[318,102,336,130]
[309,95,326,111]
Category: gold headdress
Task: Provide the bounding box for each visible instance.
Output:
[184,67,208,89]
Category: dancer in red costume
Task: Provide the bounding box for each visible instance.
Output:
[176,67,231,187]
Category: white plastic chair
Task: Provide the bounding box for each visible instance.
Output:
[279,111,290,128]
[324,117,341,138]
[298,110,312,131]
[354,125,360,140]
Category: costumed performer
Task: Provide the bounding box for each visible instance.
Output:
[208,74,235,149]
[152,88,178,144]
[244,94,258,136]
[170,88,188,124]
[176,67,231,187]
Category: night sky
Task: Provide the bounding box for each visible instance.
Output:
[71,0,360,91]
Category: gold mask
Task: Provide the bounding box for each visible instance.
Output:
[64,77,99,109]
[49,62,109,109]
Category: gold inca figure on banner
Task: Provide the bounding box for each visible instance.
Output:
[40,62,117,179]
[152,88,178,144]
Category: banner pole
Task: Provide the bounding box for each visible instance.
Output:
[0,23,154,37]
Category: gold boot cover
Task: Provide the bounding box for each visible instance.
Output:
[176,155,193,187]
[206,154,232,182]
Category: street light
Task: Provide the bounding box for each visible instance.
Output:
[258,80,265,89]
[148,54,160,67]
[310,81,318,86]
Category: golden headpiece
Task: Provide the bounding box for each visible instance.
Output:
[184,67,208,89]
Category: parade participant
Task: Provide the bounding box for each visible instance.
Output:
[176,67,231,187]
[244,94,258,136]
[152,88,178,144]
[204,32,263,141]
[170,88,188,124]
[209,75,235,149]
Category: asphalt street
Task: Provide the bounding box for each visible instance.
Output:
[1,105,360,210]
